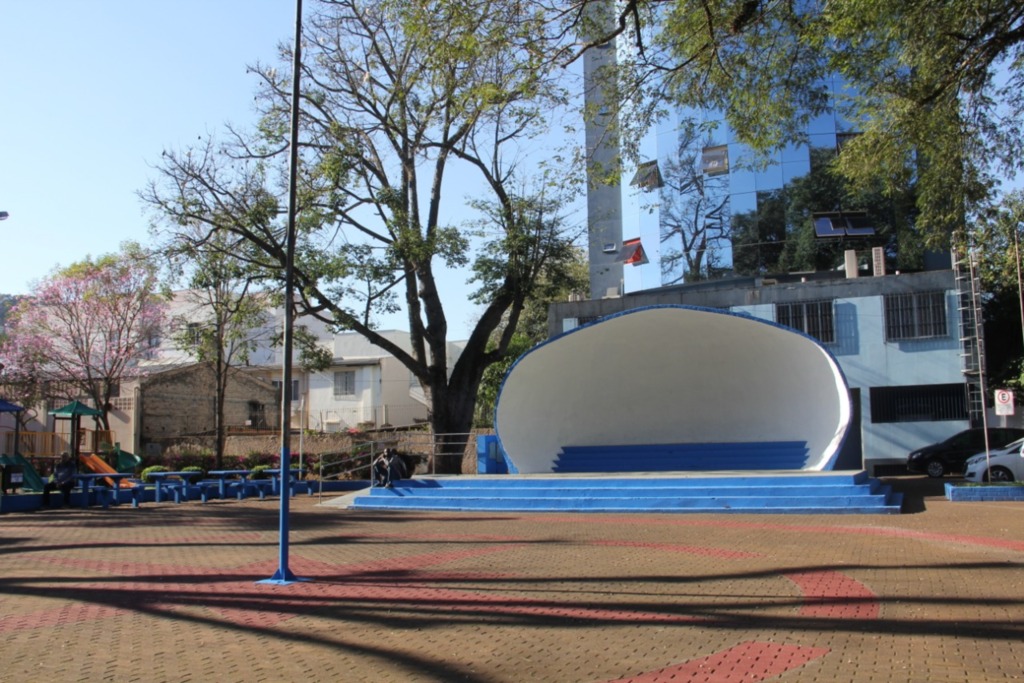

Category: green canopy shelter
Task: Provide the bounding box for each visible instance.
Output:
[49,400,103,460]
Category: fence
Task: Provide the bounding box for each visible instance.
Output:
[315,432,477,482]
[1,429,116,457]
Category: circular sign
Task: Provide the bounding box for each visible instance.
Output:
[995,389,1015,416]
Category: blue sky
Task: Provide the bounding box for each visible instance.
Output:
[1,1,520,337]
[1,2,294,285]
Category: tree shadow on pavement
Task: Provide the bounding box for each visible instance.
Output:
[881,475,955,513]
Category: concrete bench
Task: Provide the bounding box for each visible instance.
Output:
[239,479,275,500]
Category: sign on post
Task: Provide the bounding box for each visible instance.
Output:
[995,389,1015,416]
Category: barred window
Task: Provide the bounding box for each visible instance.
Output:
[333,370,355,397]
[884,291,947,341]
[776,300,835,344]
[870,384,967,423]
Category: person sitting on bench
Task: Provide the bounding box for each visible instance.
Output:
[385,448,406,487]
[372,451,390,487]
[42,452,77,508]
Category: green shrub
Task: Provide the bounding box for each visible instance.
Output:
[141,465,169,483]
[181,465,204,482]
[243,452,277,469]
[250,465,271,480]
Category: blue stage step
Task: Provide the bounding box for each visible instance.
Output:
[348,472,903,514]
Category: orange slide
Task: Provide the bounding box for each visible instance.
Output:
[78,454,136,488]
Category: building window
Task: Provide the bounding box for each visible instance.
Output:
[333,370,355,397]
[776,300,835,344]
[409,372,421,389]
[701,145,729,176]
[884,291,947,341]
[870,384,968,423]
[186,322,203,347]
[629,160,663,191]
[272,379,300,403]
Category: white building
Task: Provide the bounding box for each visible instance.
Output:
[143,291,449,434]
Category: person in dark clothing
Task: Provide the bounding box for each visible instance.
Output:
[42,452,77,507]
[385,449,406,488]
[372,451,390,487]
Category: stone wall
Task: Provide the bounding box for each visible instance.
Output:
[138,364,279,453]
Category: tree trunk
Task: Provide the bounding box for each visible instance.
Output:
[429,376,481,474]
[214,353,226,470]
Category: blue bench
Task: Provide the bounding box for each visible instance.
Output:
[195,478,272,502]
[240,479,275,500]
[554,441,810,472]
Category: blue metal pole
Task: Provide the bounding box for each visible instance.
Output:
[260,0,304,586]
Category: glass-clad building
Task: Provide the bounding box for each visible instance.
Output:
[626,75,886,290]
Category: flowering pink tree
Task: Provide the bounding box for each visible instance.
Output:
[0,246,166,431]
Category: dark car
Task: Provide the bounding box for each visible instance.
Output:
[907,427,1024,478]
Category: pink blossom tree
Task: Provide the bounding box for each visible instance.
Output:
[0,244,166,432]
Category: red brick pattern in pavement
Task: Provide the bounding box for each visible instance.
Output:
[1,487,1023,682]
[606,642,832,683]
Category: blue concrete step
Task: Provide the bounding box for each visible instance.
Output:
[348,472,903,514]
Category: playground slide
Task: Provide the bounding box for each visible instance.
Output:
[3,454,46,491]
[79,454,137,488]
[114,447,142,474]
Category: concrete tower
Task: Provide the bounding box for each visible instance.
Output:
[582,0,624,300]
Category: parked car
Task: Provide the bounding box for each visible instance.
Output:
[963,438,1024,482]
[906,428,1024,478]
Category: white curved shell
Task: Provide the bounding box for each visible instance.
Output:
[494,306,850,473]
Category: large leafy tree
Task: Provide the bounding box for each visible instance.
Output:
[0,294,44,431]
[0,244,165,432]
[474,237,588,426]
[556,0,1024,247]
[143,0,582,471]
[0,294,20,333]
[974,191,1024,390]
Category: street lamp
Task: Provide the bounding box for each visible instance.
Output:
[0,211,9,220]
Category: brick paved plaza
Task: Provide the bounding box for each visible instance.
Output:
[1,477,1022,682]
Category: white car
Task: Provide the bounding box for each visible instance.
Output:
[963,437,1024,482]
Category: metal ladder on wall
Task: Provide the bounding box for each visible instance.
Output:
[953,248,986,425]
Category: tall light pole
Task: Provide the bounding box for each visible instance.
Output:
[1013,224,1024,354]
[0,211,9,220]
[260,0,304,586]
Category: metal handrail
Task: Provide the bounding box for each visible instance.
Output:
[316,440,382,503]
[313,432,477,501]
